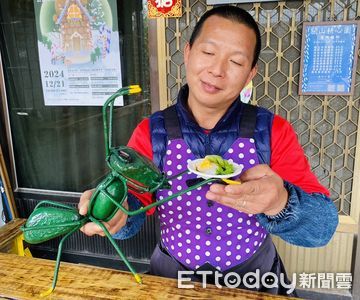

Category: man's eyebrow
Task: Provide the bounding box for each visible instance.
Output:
[200,40,248,57]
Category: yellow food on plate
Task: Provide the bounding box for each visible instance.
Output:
[195,155,234,175]
[196,158,218,175]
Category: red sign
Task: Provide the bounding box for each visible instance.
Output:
[148,0,182,18]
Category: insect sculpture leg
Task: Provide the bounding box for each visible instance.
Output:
[88,216,142,284]
[40,224,83,297]
[34,200,75,210]
[33,200,77,210]
[96,177,217,217]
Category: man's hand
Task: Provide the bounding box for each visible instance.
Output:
[206,164,288,216]
[78,189,129,237]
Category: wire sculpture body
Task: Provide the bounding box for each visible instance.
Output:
[21,85,216,296]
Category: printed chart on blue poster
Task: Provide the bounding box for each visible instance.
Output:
[300,21,360,95]
[34,0,123,106]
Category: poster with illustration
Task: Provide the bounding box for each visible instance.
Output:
[34,0,123,106]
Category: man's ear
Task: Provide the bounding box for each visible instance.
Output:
[245,64,257,86]
[184,43,191,67]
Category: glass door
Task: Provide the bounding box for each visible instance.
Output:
[0,0,150,193]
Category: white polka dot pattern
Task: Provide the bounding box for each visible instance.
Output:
[156,138,267,271]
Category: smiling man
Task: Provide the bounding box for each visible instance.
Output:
[184,16,257,127]
[79,5,338,296]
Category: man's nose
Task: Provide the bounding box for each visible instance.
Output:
[208,59,226,77]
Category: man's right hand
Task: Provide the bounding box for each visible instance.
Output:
[78,189,129,237]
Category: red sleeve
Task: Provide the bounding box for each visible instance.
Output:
[126,118,155,215]
[270,115,330,196]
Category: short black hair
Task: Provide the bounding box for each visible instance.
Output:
[189,5,261,68]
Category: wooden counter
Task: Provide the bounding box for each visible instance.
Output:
[0,220,292,299]
[0,218,26,252]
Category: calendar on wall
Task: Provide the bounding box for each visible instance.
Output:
[33,0,123,106]
[299,21,360,95]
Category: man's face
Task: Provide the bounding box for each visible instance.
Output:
[184,15,257,111]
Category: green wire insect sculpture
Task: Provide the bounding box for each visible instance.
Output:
[21,85,218,297]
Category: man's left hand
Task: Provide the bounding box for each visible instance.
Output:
[206,164,288,216]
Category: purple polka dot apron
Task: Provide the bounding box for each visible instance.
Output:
[149,104,296,296]
[155,109,268,273]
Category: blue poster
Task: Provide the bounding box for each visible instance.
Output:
[301,22,359,95]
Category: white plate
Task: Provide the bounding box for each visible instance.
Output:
[187,159,243,179]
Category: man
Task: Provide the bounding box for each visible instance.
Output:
[79,6,338,295]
